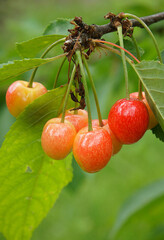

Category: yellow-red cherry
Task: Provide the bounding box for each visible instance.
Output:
[103,124,122,155]
[88,119,122,155]
[73,126,113,173]
[60,109,88,132]
[130,92,158,129]
[91,119,108,127]
[108,98,149,144]
[41,118,76,160]
[6,80,47,117]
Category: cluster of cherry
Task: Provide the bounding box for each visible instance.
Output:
[6,80,158,173]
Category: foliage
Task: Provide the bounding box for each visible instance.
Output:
[134,61,164,131]
[111,179,164,239]
[0,1,164,240]
[0,56,65,87]
[0,87,74,240]
[16,35,65,58]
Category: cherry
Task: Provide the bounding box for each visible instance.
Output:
[88,119,122,155]
[59,109,88,132]
[103,124,122,155]
[41,118,76,160]
[130,92,158,129]
[91,119,108,127]
[73,126,113,173]
[108,98,149,144]
[6,80,47,117]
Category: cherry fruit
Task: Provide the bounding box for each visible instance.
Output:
[41,118,76,160]
[130,92,158,129]
[60,109,88,132]
[6,80,47,117]
[91,119,108,127]
[89,119,122,155]
[103,124,122,155]
[73,126,113,173]
[108,98,149,144]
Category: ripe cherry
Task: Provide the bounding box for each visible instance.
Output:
[130,92,158,129]
[73,126,113,173]
[103,124,122,155]
[6,80,47,117]
[108,98,149,144]
[41,118,76,160]
[60,109,88,132]
[89,119,122,155]
[91,119,108,127]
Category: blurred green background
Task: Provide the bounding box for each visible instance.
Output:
[0,0,164,239]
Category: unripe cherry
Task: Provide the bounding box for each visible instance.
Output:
[108,98,149,144]
[41,118,76,160]
[73,126,113,173]
[6,80,47,117]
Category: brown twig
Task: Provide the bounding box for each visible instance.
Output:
[62,12,164,58]
[89,12,164,38]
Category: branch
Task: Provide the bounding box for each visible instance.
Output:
[93,12,164,37]
[131,12,164,28]
[63,12,164,53]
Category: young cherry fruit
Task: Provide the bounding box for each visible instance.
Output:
[59,109,88,132]
[130,92,158,129]
[41,118,76,160]
[6,80,47,117]
[73,126,113,173]
[108,98,149,144]
[90,119,122,155]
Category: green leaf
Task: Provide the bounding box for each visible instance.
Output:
[43,18,72,36]
[124,39,144,59]
[133,61,164,131]
[16,35,65,58]
[111,179,164,238]
[0,86,74,240]
[152,124,164,142]
[0,55,65,87]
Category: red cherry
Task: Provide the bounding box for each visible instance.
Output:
[41,118,76,160]
[89,119,122,155]
[108,98,149,144]
[103,124,122,155]
[6,80,47,117]
[73,126,113,173]
[60,109,88,132]
[130,92,158,129]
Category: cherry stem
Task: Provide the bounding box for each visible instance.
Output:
[61,64,76,123]
[97,43,144,92]
[53,56,67,88]
[82,54,103,127]
[117,25,129,100]
[131,35,143,99]
[97,43,133,65]
[131,35,141,61]
[76,50,93,132]
[123,13,162,63]
[74,80,78,114]
[28,38,66,88]
[93,39,140,63]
